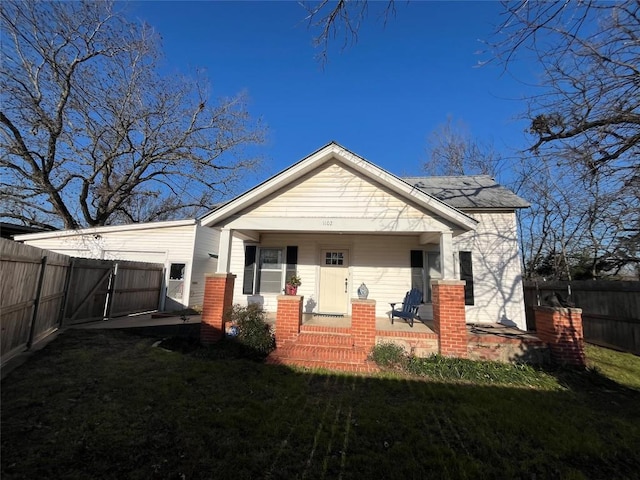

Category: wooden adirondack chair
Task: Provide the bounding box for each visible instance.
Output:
[389,288,422,327]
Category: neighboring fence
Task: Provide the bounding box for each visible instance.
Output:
[523,280,640,354]
[1,238,164,364]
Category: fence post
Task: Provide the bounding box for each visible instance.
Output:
[58,257,75,327]
[103,262,118,320]
[27,256,48,349]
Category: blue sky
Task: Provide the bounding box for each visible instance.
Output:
[129,1,537,184]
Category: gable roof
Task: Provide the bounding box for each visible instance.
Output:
[402,175,530,209]
[200,142,479,231]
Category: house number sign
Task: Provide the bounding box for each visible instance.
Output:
[322,220,333,226]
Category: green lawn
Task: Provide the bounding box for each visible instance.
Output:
[585,343,640,390]
[2,329,639,480]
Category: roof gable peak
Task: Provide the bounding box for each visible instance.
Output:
[200,143,478,230]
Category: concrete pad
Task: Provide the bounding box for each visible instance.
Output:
[73,314,201,330]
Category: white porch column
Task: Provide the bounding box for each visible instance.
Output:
[216,228,234,273]
[439,231,455,279]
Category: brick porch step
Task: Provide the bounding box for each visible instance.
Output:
[267,329,379,373]
[267,347,379,374]
[295,331,355,347]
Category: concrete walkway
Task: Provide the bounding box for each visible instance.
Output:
[74,312,201,330]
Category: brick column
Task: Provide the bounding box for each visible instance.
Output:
[351,299,376,350]
[201,273,235,345]
[275,295,303,348]
[534,306,585,367]
[432,280,468,358]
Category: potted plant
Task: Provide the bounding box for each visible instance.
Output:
[285,274,302,295]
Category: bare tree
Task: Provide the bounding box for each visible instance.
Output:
[424,117,505,177]
[1,0,265,230]
[493,1,639,179]
[301,0,397,63]
[493,0,640,278]
[298,1,640,278]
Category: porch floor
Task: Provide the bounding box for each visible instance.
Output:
[76,312,537,342]
[265,313,437,334]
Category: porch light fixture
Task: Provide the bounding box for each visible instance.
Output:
[208,253,219,259]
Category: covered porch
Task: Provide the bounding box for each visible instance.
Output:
[213,228,465,320]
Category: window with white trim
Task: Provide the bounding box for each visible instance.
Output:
[258,248,283,293]
[243,245,298,295]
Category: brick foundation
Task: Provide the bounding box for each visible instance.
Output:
[432,280,468,358]
[468,335,550,364]
[534,306,585,367]
[351,299,376,350]
[275,295,303,347]
[200,273,235,345]
[376,330,439,357]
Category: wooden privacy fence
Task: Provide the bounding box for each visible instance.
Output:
[523,280,640,354]
[1,238,164,365]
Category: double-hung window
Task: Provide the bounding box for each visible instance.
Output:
[243,245,298,294]
[258,248,283,293]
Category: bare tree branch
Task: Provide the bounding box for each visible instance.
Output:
[301,0,397,64]
[1,0,266,229]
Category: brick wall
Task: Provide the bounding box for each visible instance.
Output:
[376,331,439,357]
[468,335,550,364]
[351,299,376,349]
[200,273,235,345]
[432,280,467,358]
[275,295,303,347]
[534,306,585,367]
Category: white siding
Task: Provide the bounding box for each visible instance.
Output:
[230,232,427,317]
[237,162,453,231]
[211,162,526,329]
[453,211,527,330]
[21,224,198,309]
[189,226,220,308]
[227,213,527,330]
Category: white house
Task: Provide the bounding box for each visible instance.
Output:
[15,219,219,311]
[201,142,530,330]
[17,142,530,330]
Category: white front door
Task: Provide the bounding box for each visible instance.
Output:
[319,249,349,314]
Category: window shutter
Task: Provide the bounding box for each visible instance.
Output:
[243,245,257,294]
[459,251,474,305]
[286,246,298,268]
[410,250,423,268]
[410,250,424,295]
[286,246,298,282]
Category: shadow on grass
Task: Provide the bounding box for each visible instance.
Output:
[2,329,639,480]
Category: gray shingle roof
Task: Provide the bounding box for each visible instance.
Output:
[402,175,530,209]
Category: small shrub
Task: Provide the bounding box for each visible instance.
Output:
[369,342,409,369]
[226,303,275,359]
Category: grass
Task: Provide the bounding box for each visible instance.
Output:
[2,329,639,480]
[370,342,560,389]
[584,343,640,390]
